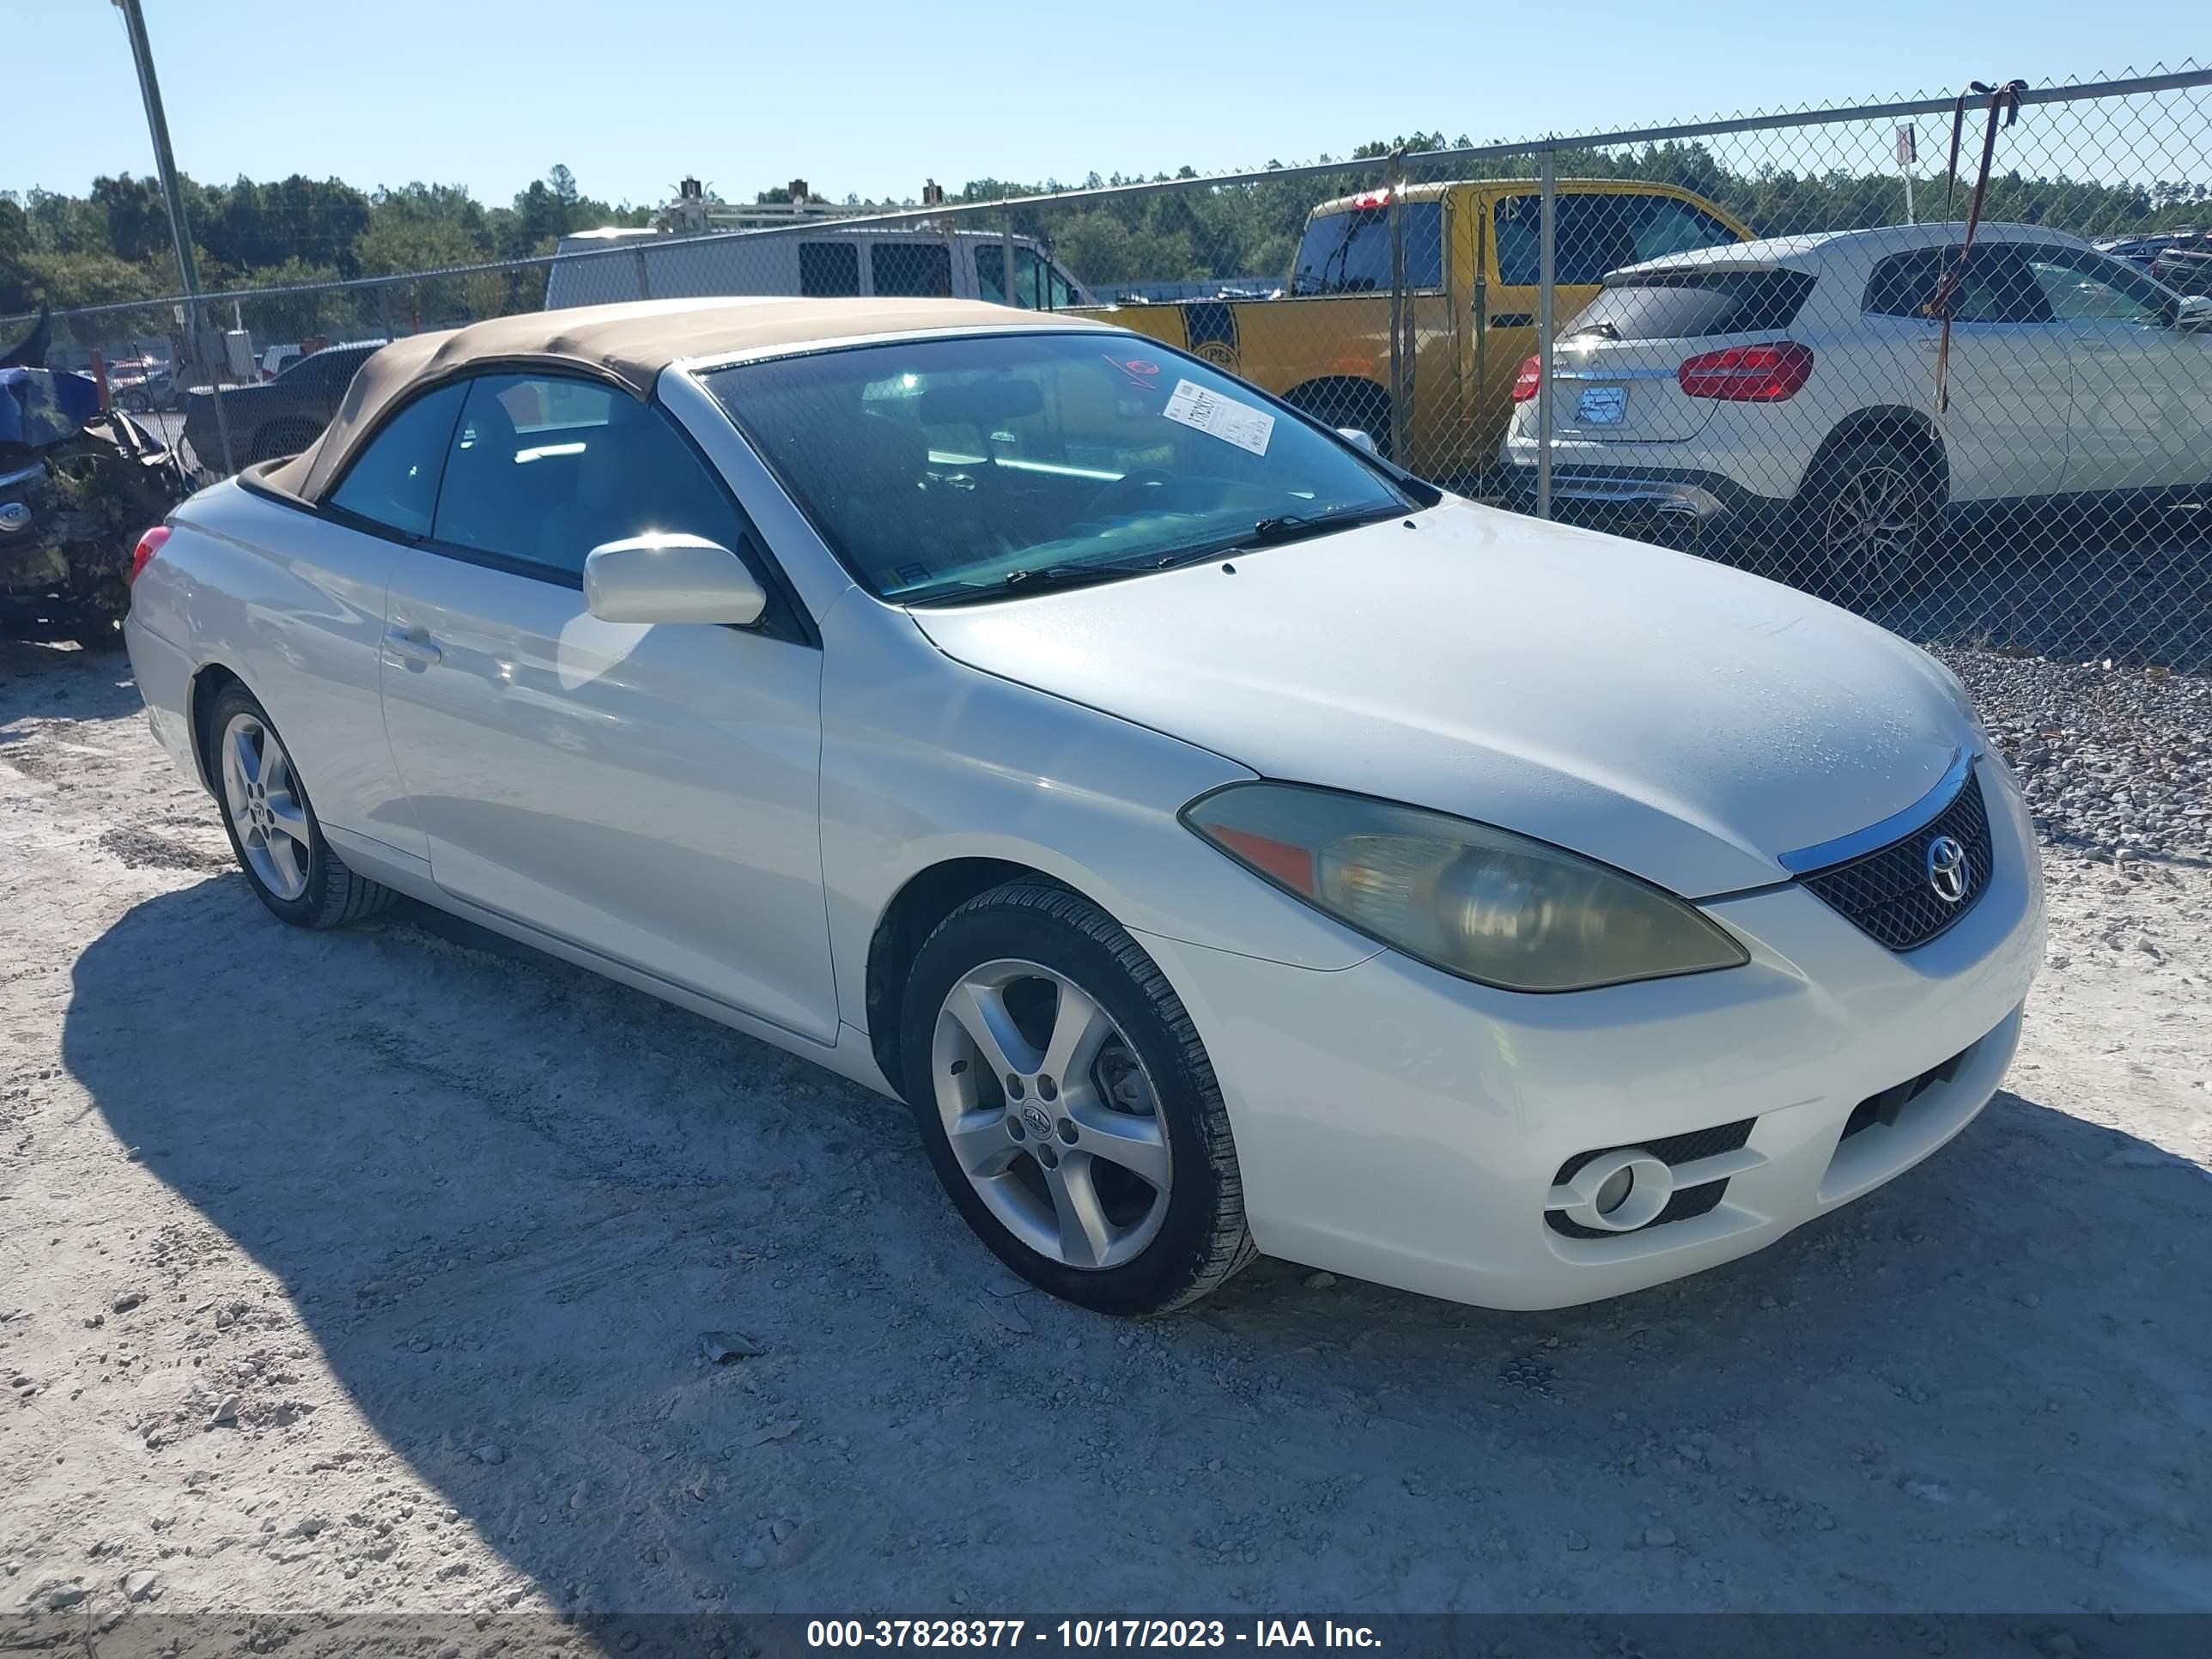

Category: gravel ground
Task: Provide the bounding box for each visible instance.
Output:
[0,637,2208,1634]
[1931,647,2212,863]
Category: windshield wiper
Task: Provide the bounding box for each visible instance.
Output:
[906,563,1148,605]
[1241,504,1406,546]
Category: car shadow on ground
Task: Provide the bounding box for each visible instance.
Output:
[61,878,2212,1613]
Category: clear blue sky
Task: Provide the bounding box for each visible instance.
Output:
[10,1,2206,209]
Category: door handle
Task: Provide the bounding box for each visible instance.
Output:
[383,626,441,668]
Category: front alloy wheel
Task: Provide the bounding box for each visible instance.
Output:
[932,959,1174,1271]
[901,880,1256,1315]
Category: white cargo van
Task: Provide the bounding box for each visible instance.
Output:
[544,224,1095,311]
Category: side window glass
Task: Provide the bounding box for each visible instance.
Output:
[1863,250,1943,317]
[1496,195,1640,286]
[325,381,466,538]
[1863,247,2049,324]
[871,240,952,298]
[974,243,1031,307]
[2027,250,2167,326]
[1959,246,2051,325]
[799,241,860,298]
[429,374,746,578]
[975,242,1010,306]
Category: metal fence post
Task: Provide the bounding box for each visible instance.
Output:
[1002,207,1017,308]
[1387,149,1413,463]
[632,246,653,302]
[1535,143,1557,520]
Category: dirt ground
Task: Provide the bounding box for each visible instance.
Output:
[1,636,2208,1624]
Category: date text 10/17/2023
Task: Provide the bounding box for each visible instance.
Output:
[805,1621,1384,1650]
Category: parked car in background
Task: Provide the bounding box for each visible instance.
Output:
[1079,179,1752,481]
[181,339,387,470]
[544,223,1096,313]
[2098,229,2201,270]
[1500,223,2212,592]
[125,297,2040,1316]
[108,359,178,414]
[2148,230,2212,296]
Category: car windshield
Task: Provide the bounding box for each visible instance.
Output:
[702,332,1414,605]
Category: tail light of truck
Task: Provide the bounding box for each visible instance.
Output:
[1510,356,1542,402]
[129,525,170,584]
[1675,342,1814,402]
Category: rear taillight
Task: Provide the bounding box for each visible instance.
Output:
[1510,355,1542,403]
[129,525,170,584]
[1675,341,1814,402]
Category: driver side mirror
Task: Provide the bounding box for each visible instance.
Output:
[1336,428,1378,453]
[583,533,767,626]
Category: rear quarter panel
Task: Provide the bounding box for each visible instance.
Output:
[131,477,425,860]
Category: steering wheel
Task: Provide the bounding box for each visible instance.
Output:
[1086,467,1178,520]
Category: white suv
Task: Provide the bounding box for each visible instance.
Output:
[1498,222,2212,592]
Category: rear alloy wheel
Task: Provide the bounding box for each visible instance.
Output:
[901,881,1256,1315]
[1804,441,1931,601]
[207,684,394,928]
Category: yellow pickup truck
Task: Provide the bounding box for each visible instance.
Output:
[1081,179,1753,480]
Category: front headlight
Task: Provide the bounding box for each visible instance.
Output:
[1182,781,1747,993]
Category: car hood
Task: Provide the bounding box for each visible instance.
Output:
[908,501,1974,899]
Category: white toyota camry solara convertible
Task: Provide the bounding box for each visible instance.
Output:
[123,297,2045,1316]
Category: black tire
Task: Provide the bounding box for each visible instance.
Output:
[248,420,320,465]
[204,683,395,929]
[899,880,1257,1316]
[1790,439,1936,603]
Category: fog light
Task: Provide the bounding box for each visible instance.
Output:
[1554,1149,1674,1233]
[1595,1166,1635,1216]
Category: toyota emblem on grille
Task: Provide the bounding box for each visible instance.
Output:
[1925,834,1969,903]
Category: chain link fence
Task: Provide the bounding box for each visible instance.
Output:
[9,66,2209,665]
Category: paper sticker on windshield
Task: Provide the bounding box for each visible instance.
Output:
[1161,379,1274,457]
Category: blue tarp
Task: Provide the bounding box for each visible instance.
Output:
[0,367,101,448]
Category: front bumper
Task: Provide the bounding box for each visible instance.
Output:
[1138,757,2044,1311]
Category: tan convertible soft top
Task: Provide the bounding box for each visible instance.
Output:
[264,295,1109,501]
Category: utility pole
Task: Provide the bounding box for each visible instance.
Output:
[112,0,234,472]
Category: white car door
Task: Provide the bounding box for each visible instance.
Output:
[2022,245,2207,493]
[376,369,838,1043]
